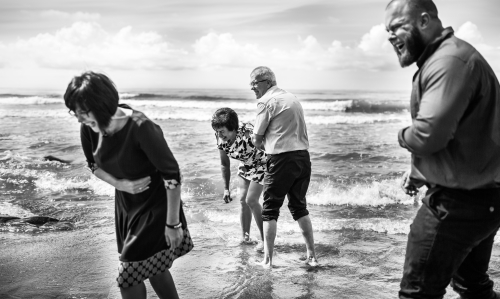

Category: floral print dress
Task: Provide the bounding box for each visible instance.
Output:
[217,123,267,185]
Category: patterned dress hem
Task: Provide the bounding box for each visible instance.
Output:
[116,228,193,288]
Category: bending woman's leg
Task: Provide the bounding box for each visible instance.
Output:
[238,176,252,241]
[149,270,179,299]
[120,282,147,299]
[246,181,264,240]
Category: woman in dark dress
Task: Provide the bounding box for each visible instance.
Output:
[64,71,191,299]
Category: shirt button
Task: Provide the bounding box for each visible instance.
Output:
[490,206,495,212]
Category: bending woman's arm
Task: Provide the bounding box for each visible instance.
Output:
[219,149,232,203]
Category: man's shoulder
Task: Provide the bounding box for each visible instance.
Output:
[258,87,295,106]
[429,35,477,66]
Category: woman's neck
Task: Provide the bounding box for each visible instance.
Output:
[102,108,129,136]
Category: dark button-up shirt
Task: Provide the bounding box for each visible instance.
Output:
[398,27,500,189]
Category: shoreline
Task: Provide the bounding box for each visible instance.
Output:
[1,222,499,299]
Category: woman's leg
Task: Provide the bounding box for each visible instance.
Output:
[120,282,147,299]
[149,270,180,299]
[238,176,252,241]
[246,181,264,241]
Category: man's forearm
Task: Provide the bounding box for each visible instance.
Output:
[398,123,450,156]
[252,134,264,150]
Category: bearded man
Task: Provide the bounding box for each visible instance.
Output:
[385,0,500,298]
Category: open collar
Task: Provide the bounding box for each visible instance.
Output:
[257,86,282,105]
[416,27,455,68]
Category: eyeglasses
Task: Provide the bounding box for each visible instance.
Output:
[249,79,268,87]
[68,109,90,118]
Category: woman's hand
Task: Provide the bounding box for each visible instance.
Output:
[165,227,183,249]
[116,176,151,194]
[223,189,232,203]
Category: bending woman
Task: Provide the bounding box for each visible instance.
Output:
[212,108,266,252]
[64,71,192,299]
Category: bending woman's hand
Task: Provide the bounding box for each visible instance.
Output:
[223,189,232,203]
[116,176,151,194]
[165,227,183,249]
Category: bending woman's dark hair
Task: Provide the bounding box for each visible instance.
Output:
[64,71,119,131]
[211,107,239,131]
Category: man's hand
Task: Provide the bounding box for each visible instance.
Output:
[252,134,264,150]
[400,170,424,196]
[223,189,232,203]
[116,176,151,194]
[165,227,183,249]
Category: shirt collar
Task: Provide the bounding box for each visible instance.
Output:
[257,85,282,104]
[416,27,455,68]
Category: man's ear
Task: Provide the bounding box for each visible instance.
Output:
[419,12,431,28]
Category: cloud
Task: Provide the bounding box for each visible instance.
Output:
[0,22,188,70]
[192,32,262,69]
[0,22,400,72]
[39,10,101,22]
[191,24,399,72]
[455,21,483,45]
[1,20,497,73]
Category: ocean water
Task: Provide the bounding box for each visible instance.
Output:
[1,89,497,298]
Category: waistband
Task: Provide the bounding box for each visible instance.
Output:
[431,185,500,204]
[268,149,308,157]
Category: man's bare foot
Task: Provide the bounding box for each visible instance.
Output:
[255,255,273,269]
[258,259,272,269]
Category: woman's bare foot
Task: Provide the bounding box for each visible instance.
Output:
[304,256,319,267]
[241,232,257,244]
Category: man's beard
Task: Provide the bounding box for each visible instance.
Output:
[396,26,427,67]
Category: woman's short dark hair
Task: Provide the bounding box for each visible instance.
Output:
[64,71,119,130]
[211,108,239,131]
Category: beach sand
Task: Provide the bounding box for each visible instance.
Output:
[1,221,499,299]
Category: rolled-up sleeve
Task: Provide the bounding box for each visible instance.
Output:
[398,56,474,156]
[253,102,272,135]
[138,120,181,188]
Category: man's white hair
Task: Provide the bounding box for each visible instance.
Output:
[251,66,277,86]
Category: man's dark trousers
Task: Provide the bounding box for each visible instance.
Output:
[400,187,500,299]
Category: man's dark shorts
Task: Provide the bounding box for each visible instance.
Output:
[262,150,311,222]
[399,186,500,299]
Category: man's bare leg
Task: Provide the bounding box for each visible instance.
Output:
[297,215,318,265]
[260,219,277,268]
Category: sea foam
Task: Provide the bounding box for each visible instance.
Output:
[0,96,61,105]
[307,179,423,207]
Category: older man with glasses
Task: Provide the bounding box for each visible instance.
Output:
[250,66,318,268]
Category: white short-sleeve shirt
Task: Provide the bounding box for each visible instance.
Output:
[253,86,309,155]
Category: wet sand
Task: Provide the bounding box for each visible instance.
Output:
[1,222,499,299]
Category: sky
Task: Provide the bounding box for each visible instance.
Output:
[0,0,499,93]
